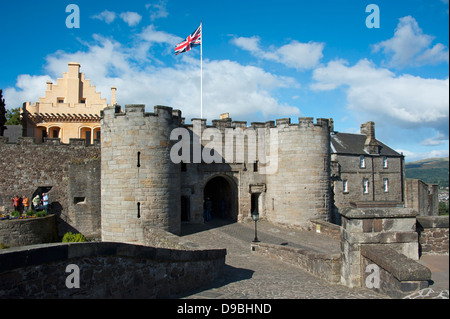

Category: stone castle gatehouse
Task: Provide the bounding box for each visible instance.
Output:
[100,104,332,243]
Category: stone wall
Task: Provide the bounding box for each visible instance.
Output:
[310,219,341,240]
[66,159,101,239]
[0,242,226,298]
[417,216,449,255]
[251,242,340,283]
[405,179,439,216]
[0,136,100,238]
[0,214,58,247]
[339,207,419,288]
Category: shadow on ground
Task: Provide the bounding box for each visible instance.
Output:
[180,218,237,237]
[173,264,255,299]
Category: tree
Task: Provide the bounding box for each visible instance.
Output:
[5,108,21,125]
[439,202,449,216]
[0,89,7,136]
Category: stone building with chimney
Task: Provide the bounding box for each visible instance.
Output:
[330,121,405,223]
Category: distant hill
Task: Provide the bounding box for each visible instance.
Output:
[405,157,449,187]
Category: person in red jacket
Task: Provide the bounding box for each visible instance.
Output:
[11,195,20,212]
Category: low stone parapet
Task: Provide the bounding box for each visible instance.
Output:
[0,242,226,298]
[361,245,431,298]
[0,214,58,247]
[416,216,449,255]
[310,219,341,240]
[251,242,340,283]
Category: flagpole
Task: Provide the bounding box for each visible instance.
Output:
[200,22,203,119]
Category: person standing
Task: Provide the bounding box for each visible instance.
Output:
[42,193,49,212]
[22,195,30,213]
[204,197,212,222]
[11,195,20,212]
[32,195,40,212]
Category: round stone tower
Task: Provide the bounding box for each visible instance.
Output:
[101,105,182,243]
[264,117,331,228]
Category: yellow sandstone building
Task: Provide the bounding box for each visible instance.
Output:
[21,62,116,144]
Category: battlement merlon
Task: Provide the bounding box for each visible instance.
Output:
[101,104,183,126]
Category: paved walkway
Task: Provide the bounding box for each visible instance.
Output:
[418,255,449,290]
[176,220,387,299]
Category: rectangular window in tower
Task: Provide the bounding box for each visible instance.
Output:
[343,180,348,193]
[383,156,388,168]
[383,178,389,192]
[363,178,369,194]
[137,152,141,168]
[360,155,366,168]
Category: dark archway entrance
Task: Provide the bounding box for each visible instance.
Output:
[204,176,237,221]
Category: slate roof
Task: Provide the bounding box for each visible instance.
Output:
[330,132,402,157]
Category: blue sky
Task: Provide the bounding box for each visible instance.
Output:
[0,0,448,162]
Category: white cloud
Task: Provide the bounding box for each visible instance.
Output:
[139,25,181,45]
[397,148,449,162]
[3,32,300,122]
[91,10,116,24]
[119,12,142,27]
[420,132,448,146]
[3,74,54,109]
[311,58,449,136]
[372,16,449,67]
[146,0,169,21]
[231,36,324,70]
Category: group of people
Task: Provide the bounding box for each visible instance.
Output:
[11,193,49,213]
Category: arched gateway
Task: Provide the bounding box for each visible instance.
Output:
[203,175,238,221]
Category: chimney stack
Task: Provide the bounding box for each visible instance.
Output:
[361,121,379,154]
[111,87,117,106]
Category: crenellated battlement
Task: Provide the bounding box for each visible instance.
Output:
[101,103,332,135]
[184,115,331,132]
[101,104,184,127]
[0,136,100,147]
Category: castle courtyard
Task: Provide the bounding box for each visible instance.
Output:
[175,220,448,299]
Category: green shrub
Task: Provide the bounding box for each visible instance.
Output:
[10,211,20,218]
[35,210,47,218]
[0,242,9,249]
[62,232,86,243]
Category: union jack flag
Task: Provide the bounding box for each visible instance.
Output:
[175,24,202,55]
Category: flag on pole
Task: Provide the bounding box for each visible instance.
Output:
[175,24,202,55]
[175,23,204,118]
